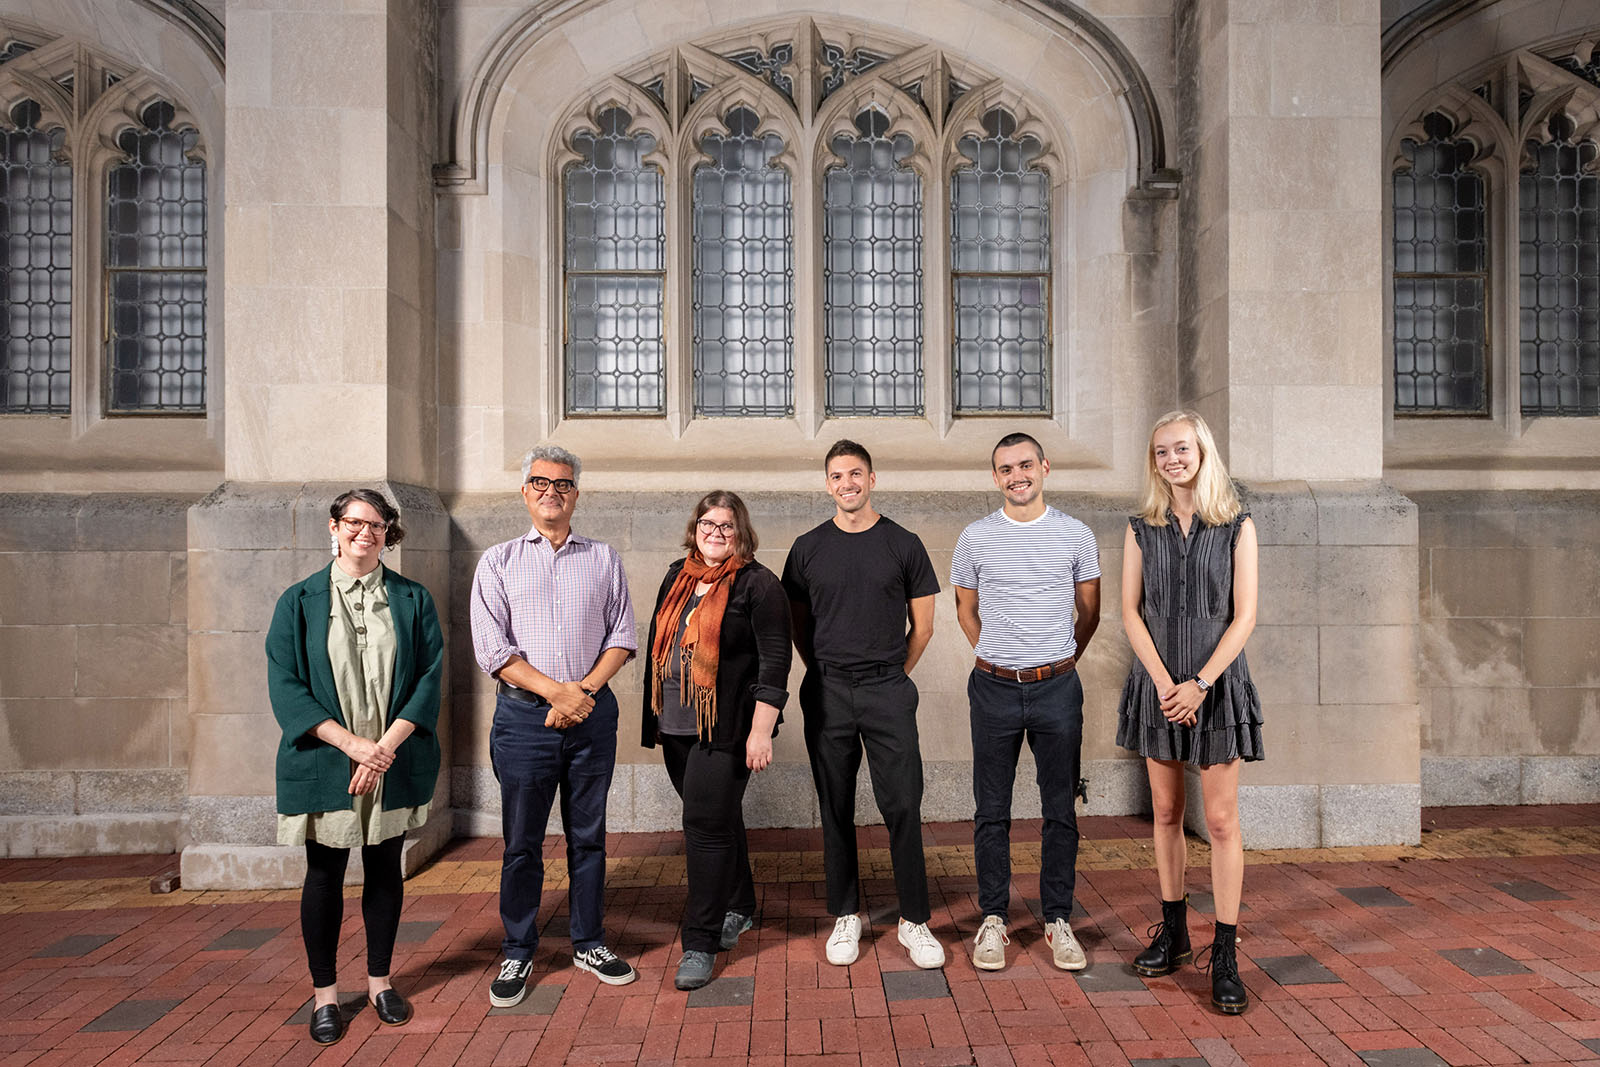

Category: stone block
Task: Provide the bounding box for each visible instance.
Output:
[187,483,299,552]
[1520,756,1600,803]
[183,794,277,846]
[1321,783,1420,847]
[1511,493,1600,548]
[922,759,976,823]
[0,771,75,815]
[1270,386,1383,481]
[1319,625,1416,704]
[1318,705,1419,783]
[2,814,181,858]
[77,625,187,699]
[75,496,194,552]
[1421,756,1519,806]
[1310,481,1416,545]
[0,626,76,697]
[1237,784,1319,849]
[1528,688,1600,755]
[76,770,186,814]
[185,550,299,632]
[180,843,305,891]
[1081,757,1151,816]
[1245,626,1318,704]
[1257,546,1319,625]
[400,808,454,878]
[745,763,820,829]
[627,760,686,832]
[0,553,177,626]
[1418,618,1524,688]
[1421,686,1534,756]
[451,766,499,813]
[1316,545,1417,625]
[185,713,280,799]
[1523,618,1600,687]
[0,698,171,772]
[1236,484,1317,545]
[0,495,79,551]
[1414,494,1516,548]
[1250,704,1320,784]
[189,631,273,717]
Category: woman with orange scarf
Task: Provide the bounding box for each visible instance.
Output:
[642,491,792,991]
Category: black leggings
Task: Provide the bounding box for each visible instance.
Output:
[661,734,757,953]
[301,836,405,987]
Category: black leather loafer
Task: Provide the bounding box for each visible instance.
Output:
[371,988,412,1026]
[309,1003,344,1045]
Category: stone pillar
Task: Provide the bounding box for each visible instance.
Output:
[1177,0,1420,845]
[182,0,445,888]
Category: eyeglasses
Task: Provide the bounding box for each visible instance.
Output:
[338,517,389,535]
[696,519,736,537]
[526,476,576,495]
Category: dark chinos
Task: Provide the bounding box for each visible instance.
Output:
[490,683,619,957]
[968,667,1084,923]
[801,667,928,922]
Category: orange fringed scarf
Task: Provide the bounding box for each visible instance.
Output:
[650,552,745,737]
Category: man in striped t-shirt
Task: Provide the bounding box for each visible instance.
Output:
[951,432,1101,974]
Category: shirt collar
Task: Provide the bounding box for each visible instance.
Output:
[331,561,386,597]
[523,526,591,549]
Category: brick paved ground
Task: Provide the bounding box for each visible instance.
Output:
[4,806,1600,1066]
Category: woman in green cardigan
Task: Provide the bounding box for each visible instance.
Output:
[266,488,443,1046]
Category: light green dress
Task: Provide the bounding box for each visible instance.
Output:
[276,563,431,847]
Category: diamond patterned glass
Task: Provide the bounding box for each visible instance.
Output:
[106,101,206,412]
[823,108,923,416]
[693,107,793,416]
[564,107,665,413]
[1393,113,1486,413]
[951,107,1050,412]
[1,100,71,414]
[1519,117,1600,415]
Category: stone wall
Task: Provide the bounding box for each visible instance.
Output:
[0,495,195,855]
[1416,492,1600,804]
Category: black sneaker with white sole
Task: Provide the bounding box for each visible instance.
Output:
[573,945,637,986]
[488,958,533,1007]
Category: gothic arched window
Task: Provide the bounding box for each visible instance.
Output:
[0,99,70,413]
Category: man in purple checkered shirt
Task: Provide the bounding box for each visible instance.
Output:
[470,444,639,1006]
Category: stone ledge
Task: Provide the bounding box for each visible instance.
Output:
[0,813,181,857]
[179,808,456,890]
[1424,755,1600,806]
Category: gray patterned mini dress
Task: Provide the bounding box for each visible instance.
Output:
[1114,512,1264,766]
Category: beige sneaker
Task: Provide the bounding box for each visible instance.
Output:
[897,919,946,969]
[1045,917,1087,971]
[825,914,862,966]
[972,915,1009,971]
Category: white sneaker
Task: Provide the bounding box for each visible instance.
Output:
[1046,917,1087,971]
[897,919,946,969]
[972,915,1009,971]
[825,914,862,966]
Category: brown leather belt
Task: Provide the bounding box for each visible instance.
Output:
[974,655,1076,684]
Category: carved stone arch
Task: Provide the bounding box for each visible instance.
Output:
[0,68,75,137]
[83,73,208,165]
[812,73,937,179]
[943,84,1071,181]
[1388,85,1506,177]
[681,79,803,176]
[1515,54,1600,168]
[550,77,672,176]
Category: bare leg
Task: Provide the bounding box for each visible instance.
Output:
[1146,758,1187,900]
[1199,760,1243,924]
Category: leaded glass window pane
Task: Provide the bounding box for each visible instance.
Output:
[692,107,793,416]
[1519,116,1600,415]
[564,106,665,414]
[1,100,71,414]
[951,107,1050,413]
[823,108,923,416]
[106,101,206,413]
[1393,113,1486,413]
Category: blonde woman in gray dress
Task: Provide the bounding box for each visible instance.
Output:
[1115,411,1261,1014]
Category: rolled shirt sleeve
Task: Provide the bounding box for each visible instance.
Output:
[469,547,519,678]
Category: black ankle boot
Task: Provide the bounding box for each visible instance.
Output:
[1202,921,1247,1014]
[1133,896,1191,977]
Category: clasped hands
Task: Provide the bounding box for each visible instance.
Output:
[1157,677,1202,727]
[344,735,395,796]
[544,681,596,729]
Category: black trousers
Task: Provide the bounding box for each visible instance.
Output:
[800,666,930,924]
[300,835,405,987]
[661,734,758,953]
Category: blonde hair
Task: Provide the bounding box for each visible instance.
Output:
[1137,410,1242,526]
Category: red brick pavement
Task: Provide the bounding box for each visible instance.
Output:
[3,808,1600,1066]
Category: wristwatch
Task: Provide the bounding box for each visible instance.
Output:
[1193,675,1211,692]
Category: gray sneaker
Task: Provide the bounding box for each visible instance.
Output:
[674,949,715,990]
[719,911,755,950]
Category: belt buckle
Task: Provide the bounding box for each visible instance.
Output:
[1011,666,1028,683]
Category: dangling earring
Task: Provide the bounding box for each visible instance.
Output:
[330,532,340,558]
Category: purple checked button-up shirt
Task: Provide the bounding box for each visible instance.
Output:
[470,528,637,684]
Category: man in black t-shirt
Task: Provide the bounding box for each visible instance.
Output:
[782,440,945,971]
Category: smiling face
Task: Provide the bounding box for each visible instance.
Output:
[521,459,579,531]
[825,454,875,515]
[991,441,1049,509]
[330,498,388,573]
[694,505,738,565]
[1151,420,1201,490]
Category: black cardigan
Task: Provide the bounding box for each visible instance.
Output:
[640,559,792,751]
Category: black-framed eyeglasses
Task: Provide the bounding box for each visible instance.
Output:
[526,476,576,495]
[338,517,389,535]
[696,519,736,536]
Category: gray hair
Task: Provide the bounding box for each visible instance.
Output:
[520,445,583,485]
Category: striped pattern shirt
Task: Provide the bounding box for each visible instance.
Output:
[470,528,637,683]
[950,506,1101,668]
